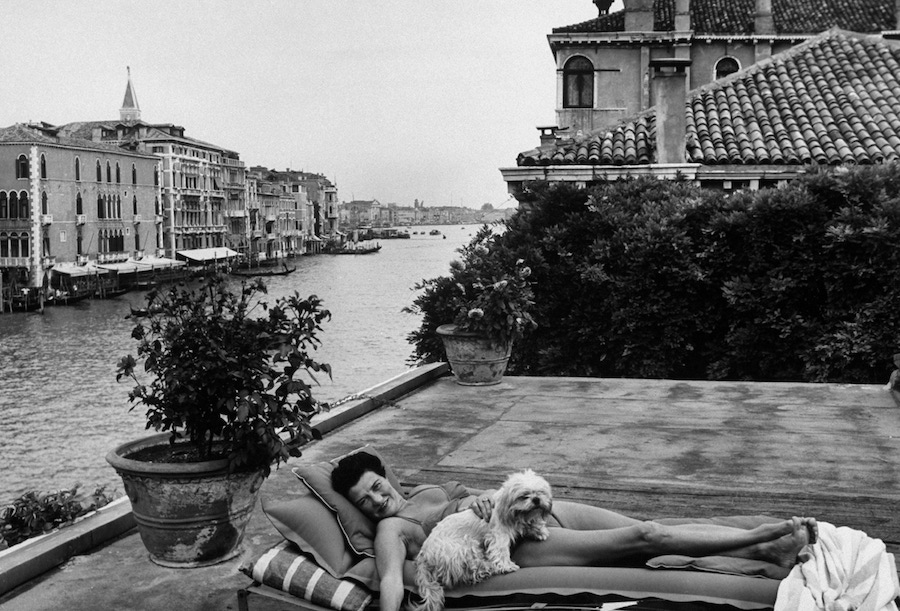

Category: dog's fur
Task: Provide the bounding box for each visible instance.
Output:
[413,469,553,611]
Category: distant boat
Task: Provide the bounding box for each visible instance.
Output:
[325,244,382,255]
[231,265,296,278]
[429,229,441,236]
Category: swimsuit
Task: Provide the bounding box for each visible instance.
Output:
[395,481,471,536]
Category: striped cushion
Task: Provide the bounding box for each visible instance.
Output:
[242,541,372,611]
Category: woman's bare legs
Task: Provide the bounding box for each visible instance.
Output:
[514,501,815,568]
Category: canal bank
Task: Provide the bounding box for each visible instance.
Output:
[1,368,898,610]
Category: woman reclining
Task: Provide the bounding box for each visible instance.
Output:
[331,452,818,611]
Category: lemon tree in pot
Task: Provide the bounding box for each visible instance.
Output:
[109,273,331,567]
[407,226,536,385]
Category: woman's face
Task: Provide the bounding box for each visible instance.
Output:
[347,470,404,520]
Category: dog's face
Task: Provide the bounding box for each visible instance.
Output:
[493,469,552,532]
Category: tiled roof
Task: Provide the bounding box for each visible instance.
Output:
[0,123,136,154]
[553,0,896,35]
[518,30,900,167]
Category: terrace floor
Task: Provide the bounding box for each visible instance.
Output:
[2,368,898,610]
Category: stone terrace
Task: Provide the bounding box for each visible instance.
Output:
[1,366,898,610]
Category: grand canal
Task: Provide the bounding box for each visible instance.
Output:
[0,226,477,503]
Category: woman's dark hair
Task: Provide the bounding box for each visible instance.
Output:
[332,451,386,498]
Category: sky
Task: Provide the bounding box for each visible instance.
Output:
[2,1,623,210]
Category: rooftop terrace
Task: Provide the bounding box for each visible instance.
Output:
[1,364,898,610]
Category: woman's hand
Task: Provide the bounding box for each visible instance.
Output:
[470,494,494,521]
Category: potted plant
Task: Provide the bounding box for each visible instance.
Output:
[407,226,536,385]
[108,273,331,567]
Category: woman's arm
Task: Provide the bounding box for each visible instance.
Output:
[374,520,409,611]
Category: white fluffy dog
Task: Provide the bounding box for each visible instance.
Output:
[413,469,553,611]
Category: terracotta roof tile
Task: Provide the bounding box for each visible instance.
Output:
[553,0,896,35]
[518,30,900,168]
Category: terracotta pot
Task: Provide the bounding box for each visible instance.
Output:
[106,433,264,568]
[436,323,512,386]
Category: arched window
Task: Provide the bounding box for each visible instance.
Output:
[75,157,81,181]
[106,161,112,183]
[8,232,18,258]
[96,160,102,181]
[0,232,7,257]
[154,196,160,215]
[76,229,83,255]
[154,167,159,186]
[563,56,594,109]
[41,191,48,215]
[132,164,137,185]
[21,232,29,257]
[76,192,83,215]
[8,192,18,219]
[133,194,138,215]
[18,191,28,219]
[40,154,47,179]
[16,154,29,179]
[116,162,121,184]
[98,195,104,219]
[715,57,740,80]
[116,195,122,219]
[0,192,6,219]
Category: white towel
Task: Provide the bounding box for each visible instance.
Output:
[775,521,900,611]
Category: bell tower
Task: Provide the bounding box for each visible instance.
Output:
[120,66,141,123]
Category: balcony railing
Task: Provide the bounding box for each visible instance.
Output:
[42,256,56,268]
[76,255,89,265]
[0,257,29,268]
[76,214,86,225]
[133,250,144,260]
[133,215,142,224]
[41,215,53,225]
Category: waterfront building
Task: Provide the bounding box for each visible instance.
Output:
[340,199,383,229]
[0,121,160,307]
[56,71,246,262]
[501,0,900,199]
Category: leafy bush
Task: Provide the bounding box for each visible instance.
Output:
[117,274,332,476]
[408,164,900,383]
[406,225,536,363]
[0,485,114,549]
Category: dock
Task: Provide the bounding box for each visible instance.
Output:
[1,367,898,610]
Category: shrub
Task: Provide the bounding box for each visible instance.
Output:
[408,164,900,383]
[0,485,114,549]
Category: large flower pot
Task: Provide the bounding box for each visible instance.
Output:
[106,433,265,568]
[436,323,512,386]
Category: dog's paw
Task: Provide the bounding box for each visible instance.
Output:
[498,561,519,574]
[535,525,550,541]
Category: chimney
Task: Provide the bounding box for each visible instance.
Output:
[536,126,559,149]
[624,0,654,31]
[593,0,614,15]
[755,0,774,35]
[674,0,690,31]
[649,58,691,164]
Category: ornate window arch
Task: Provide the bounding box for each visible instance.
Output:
[98,194,105,219]
[116,162,121,183]
[106,161,112,183]
[75,157,81,181]
[16,154,29,179]
[715,56,740,80]
[40,154,47,179]
[76,192,83,215]
[18,191,28,219]
[96,159,102,182]
[132,164,137,185]
[0,192,6,219]
[563,55,594,109]
[41,191,48,215]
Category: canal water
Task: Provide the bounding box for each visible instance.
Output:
[0,225,477,503]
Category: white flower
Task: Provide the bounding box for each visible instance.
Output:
[467,308,484,319]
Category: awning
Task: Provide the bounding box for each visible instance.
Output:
[176,247,239,263]
[52,263,109,277]
[96,261,142,274]
[134,256,186,270]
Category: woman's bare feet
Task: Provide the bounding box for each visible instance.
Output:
[761,517,817,568]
